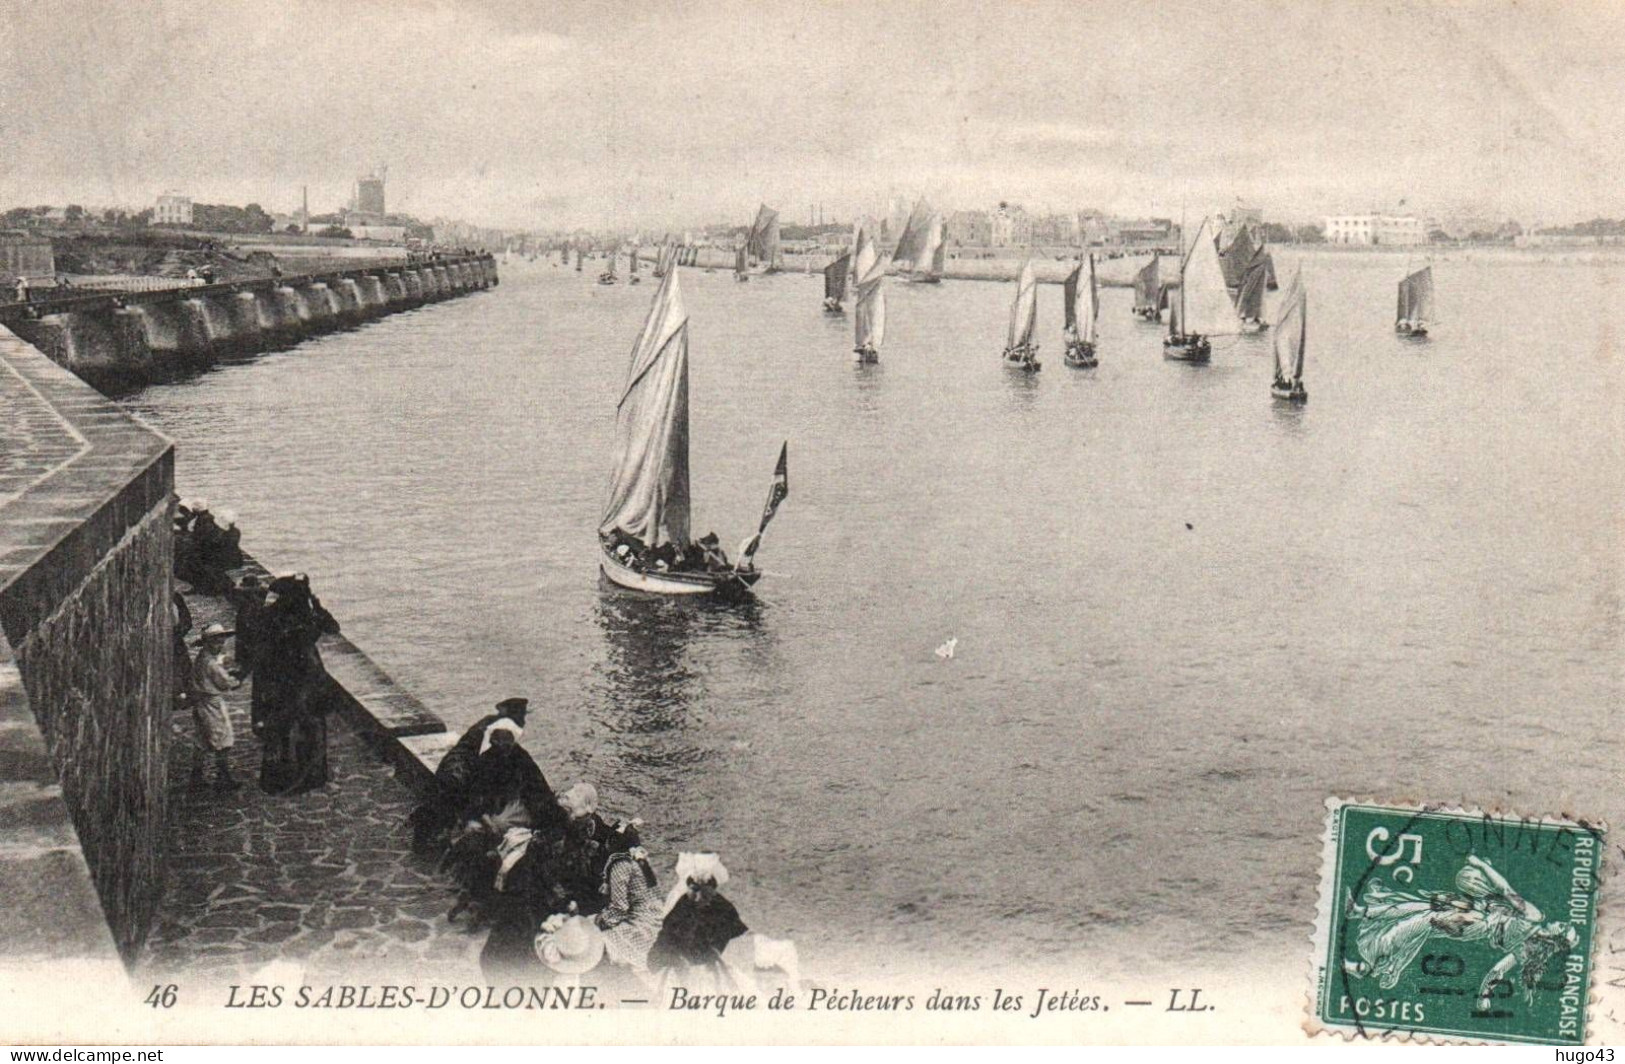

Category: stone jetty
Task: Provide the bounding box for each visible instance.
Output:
[0,253,499,394]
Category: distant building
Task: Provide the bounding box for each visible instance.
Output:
[948,209,992,247]
[356,172,386,216]
[991,203,1031,247]
[348,225,408,243]
[1324,213,1426,246]
[1031,212,1081,246]
[154,193,192,226]
[0,231,55,282]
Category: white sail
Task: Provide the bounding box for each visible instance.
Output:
[892,198,935,272]
[1273,267,1307,384]
[853,226,887,349]
[1180,217,1239,336]
[1077,254,1099,343]
[1007,259,1038,349]
[600,269,691,548]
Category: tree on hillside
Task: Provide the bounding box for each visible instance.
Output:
[1294,223,1325,243]
[64,204,85,223]
[243,203,274,234]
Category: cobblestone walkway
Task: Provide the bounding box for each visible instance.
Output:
[138,588,484,983]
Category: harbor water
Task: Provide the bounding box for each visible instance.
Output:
[125,250,1624,987]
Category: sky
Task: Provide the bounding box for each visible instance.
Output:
[1,0,1622,231]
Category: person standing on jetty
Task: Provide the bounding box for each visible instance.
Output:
[253,574,340,795]
[188,623,243,791]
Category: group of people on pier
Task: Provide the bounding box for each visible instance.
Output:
[412,698,796,992]
[172,499,340,795]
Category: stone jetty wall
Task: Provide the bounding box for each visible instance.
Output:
[1,254,499,394]
[0,327,174,968]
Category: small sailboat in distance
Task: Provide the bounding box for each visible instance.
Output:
[852,226,886,363]
[597,247,618,285]
[893,199,947,283]
[1132,256,1161,320]
[599,269,788,597]
[1396,265,1434,337]
[629,242,642,285]
[823,251,850,314]
[749,204,782,273]
[575,247,584,272]
[734,243,750,283]
[1271,267,1308,403]
[1063,254,1099,368]
[1164,216,1235,362]
[1002,259,1041,371]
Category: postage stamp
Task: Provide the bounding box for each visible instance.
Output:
[1308,798,1607,1045]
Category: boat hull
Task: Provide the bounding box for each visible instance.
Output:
[1271,382,1308,403]
[1396,325,1429,338]
[599,548,760,597]
[1002,344,1040,371]
[853,346,879,364]
[1162,335,1211,362]
[1063,341,1097,368]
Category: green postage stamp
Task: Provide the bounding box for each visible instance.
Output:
[1309,798,1606,1045]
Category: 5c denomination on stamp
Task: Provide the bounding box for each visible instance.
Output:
[1308,798,1605,1045]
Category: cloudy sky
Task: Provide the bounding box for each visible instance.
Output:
[2,0,1621,229]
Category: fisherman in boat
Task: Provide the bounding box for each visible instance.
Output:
[823,296,842,312]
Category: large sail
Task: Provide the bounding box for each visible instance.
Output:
[1063,265,1081,332]
[1218,225,1256,292]
[600,269,691,548]
[1079,254,1098,342]
[892,198,936,272]
[1237,255,1269,319]
[1133,256,1160,312]
[1179,217,1239,336]
[825,252,851,302]
[1273,268,1307,384]
[748,204,781,266]
[853,228,887,349]
[1007,259,1038,349]
[1397,266,1434,323]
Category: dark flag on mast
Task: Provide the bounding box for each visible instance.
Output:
[739,442,789,565]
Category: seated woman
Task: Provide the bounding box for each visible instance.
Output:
[595,820,663,974]
[553,783,616,916]
[648,853,752,994]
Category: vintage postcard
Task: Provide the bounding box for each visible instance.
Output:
[0,0,1621,1048]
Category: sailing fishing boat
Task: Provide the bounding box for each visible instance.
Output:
[1002,259,1040,370]
[628,243,642,285]
[748,204,782,273]
[575,247,584,272]
[893,199,947,283]
[733,244,750,283]
[1270,268,1308,403]
[1164,217,1236,361]
[852,227,886,362]
[1395,265,1434,337]
[599,269,788,597]
[597,247,618,285]
[823,251,851,314]
[1132,256,1161,320]
[1063,255,1099,368]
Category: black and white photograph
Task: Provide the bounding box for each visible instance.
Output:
[0,0,1620,1047]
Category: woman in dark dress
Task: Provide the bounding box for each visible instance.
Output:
[254,574,340,795]
[649,854,750,992]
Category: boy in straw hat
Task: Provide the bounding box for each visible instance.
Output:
[189,622,243,791]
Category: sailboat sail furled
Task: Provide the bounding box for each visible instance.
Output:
[748,204,781,268]
[1133,256,1161,316]
[852,227,887,357]
[824,252,851,304]
[1006,259,1039,351]
[1397,266,1434,326]
[1273,268,1306,386]
[600,269,691,550]
[1178,217,1239,337]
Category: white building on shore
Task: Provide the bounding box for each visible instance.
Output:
[154,193,193,226]
[1324,213,1426,246]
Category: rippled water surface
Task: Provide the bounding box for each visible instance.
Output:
[127,250,1623,984]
